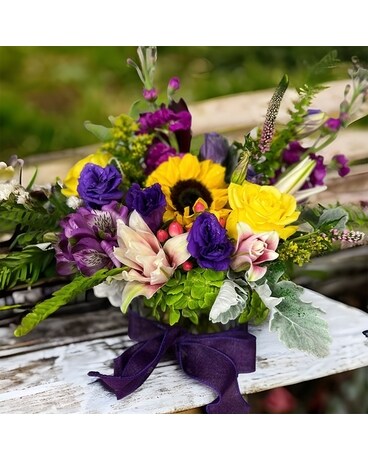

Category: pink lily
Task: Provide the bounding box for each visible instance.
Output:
[231,222,279,282]
[113,210,190,312]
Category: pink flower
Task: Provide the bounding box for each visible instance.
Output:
[230,223,279,281]
[113,211,190,312]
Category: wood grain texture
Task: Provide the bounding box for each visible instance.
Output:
[0,289,367,414]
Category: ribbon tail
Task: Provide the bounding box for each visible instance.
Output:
[88,328,177,400]
[178,342,251,414]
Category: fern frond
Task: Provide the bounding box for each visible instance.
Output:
[14,267,124,336]
[0,246,55,290]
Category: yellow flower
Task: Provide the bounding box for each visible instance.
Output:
[146,154,229,226]
[226,181,300,240]
[61,152,112,197]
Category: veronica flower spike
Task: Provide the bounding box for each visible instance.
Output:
[112,211,190,313]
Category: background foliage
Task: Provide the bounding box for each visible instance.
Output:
[1,46,367,161]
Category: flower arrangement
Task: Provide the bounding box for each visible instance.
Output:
[1,47,367,413]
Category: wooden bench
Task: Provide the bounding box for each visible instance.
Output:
[1,81,367,413]
[0,289,367,413]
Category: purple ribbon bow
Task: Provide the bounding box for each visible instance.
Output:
[88,311,256,414]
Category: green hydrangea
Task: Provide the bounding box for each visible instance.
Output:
[144,268,226,327]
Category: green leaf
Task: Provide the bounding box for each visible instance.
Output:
[0,245,55,290]
[318,207,349,230]
[84,121,113,142]
[169,309,180,326]
[128,100,150,119]
[26,167,38,191]
[269,280,331,357]
[0,304,22,311]
[14,267,123,337]
[238,291,269,325]
[264,261,285,285]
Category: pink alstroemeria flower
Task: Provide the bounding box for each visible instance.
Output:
[113,210,190,312]
[231,222,279,281]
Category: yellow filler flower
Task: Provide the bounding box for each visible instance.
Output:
[61,152,112,197]
[226,181,300,240]
[146,154,229,226]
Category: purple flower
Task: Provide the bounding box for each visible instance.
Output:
[324,117,342,132]
[282,141,307,164]
[309,154,327,187]
[145,142,181,174]
[333,154,350,177]
[125,183,166,232]
[199,132,229,164]
[55,202,128,276]
[142,88,158,102]
[187,212,234,271]
[168,77,180,92]
[77,163,123,209]
[168,98,192,152]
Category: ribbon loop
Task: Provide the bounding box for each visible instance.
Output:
[89,311,256,413]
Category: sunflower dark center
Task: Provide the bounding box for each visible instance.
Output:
[170,179,213,214]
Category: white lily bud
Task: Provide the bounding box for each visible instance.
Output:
[274,156,316,195]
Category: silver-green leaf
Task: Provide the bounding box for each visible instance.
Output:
[269,281,331,358]
[84,121,113,142]
[209,279,248,324]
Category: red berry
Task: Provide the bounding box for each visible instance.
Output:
[156,229,169,243]
[182,261,193,271]
[168,221,184,237]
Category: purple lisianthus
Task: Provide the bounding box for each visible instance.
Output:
[187,212,233,271]
[125,183,166,232]
[199,132,229,164]
[333,154,350,177]
[77,163,123,209]
[55,202,128,277]
[145,142,180,174]
[282,141,307,164]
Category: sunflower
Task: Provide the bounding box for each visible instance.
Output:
[146,154,229,226]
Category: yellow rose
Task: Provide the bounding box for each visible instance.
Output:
[226,181,300,240]
[61,152,112,197]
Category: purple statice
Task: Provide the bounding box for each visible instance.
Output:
[125,183,166,232]
[145,142,181,174]
[282,141,307,164]
[77,163,123,209]
[142,88,158,102]
[324,117,342,132]
[187,212,234,271]
[199,132,229,165]
[332,154,350,177]
[55,202,128,277]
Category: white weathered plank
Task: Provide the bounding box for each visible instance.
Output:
[0,289,367,413]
